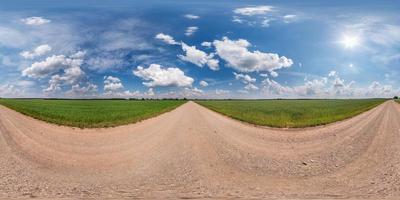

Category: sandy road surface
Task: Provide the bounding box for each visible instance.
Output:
[0,100,400,199]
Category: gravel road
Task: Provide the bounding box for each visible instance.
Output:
[0,101,399,199]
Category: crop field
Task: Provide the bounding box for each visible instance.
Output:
[196,99,386,128]
[0,99,185,128]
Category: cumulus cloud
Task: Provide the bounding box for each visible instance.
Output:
[66,83,98,97]
[0,84,23,97]
[185,26,198,36]
[328,70,337,77]
[184,87,204,97]
[102,76,142,98]
[184,14,200,19]
[20,44,52,59]
[22,52,84,79]
[233,72,256,84]
[43,67,85,93]
[155,33,179,45]
[244,83,259,91]
[234,72,258,91]
[201,41,212,48]
[263,77,328,96]
[262,78,293,95]
[133,64,194,87]
[213,37,293,73]
[261,74,365,98]
[365,81,395,97]
[145,88,155,96]
[234,6,273,16]
[270,71,278,77]
[104,76,124,92]
[199,80,208,87]
[21,17,50,25]
[178,42,219,70]
[21,51,86,93]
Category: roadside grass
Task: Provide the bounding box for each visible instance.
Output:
[0,99,185,128]
[196,99,386,128]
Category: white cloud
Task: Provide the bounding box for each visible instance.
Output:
[213,37,293,73]
[328,71,337,77]
[26,55,67,78]
[23,52,84,79]
[365,81,395,97]
[260,74,374,98]
[244,83,259,91]
[234,6,273,16]
[21,17,50,25]
[270,71,278,77]
[184,14,200,19]
[215,89,230,95]
[104,76,124,92]
[102,76,142,98]
[261,18,271,27]
[20,44,52,59]
[145,88,155,96]
[260,73,269,77]
[66,83,98,97]
[184,87,204,96]
[283,15,297,23]
[70,51,86,59]
[0,84,22,97]
[199,80,208,87]
[201,41,212,48]
[86,56,124,72]
[232,16,244,24]
[185,26,198,36]
[133,64,194,87]
[233,72,256,84]
[262,78,290,95]
[21,51,86,93]
[232,6,299,27]
[155,33,179,45]
[178,42,219,70]
[263,77,328,97]
[44,67,85,93]
[234,72,258,91]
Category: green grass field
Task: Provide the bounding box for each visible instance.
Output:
[196,99,386,128]
[0,99,185,128]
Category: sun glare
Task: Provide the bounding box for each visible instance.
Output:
[341,35,360,49]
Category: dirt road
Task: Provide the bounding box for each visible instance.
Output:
[0,101,399,199]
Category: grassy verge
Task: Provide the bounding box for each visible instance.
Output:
[0,99,185,128]
[196,99,386,128]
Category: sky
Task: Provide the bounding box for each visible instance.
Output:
[0,0,399,99]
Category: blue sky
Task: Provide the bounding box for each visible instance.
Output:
[0,0,399,98]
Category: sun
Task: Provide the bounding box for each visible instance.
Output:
[341,34,360,49]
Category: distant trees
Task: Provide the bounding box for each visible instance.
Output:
[394,96,399,99]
